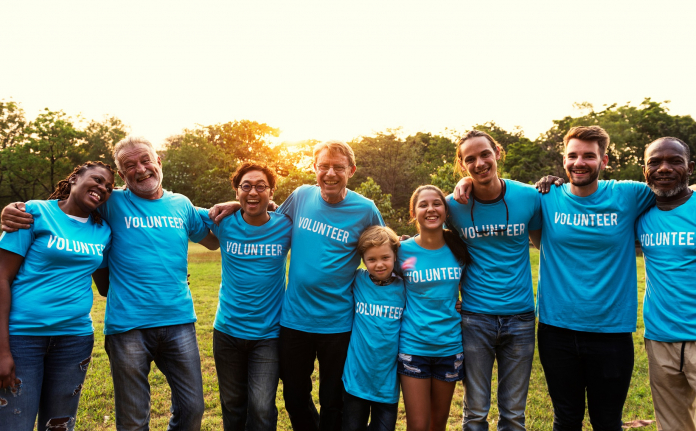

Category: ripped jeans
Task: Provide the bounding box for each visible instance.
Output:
[0,334,94,431]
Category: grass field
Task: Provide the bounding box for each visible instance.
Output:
[74,243,656,430]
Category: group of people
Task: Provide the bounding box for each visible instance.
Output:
[0,126,692,431]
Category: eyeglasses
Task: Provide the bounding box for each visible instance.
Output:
[316,164,348,173]
[470,179,509,235]
[238,184,270,193]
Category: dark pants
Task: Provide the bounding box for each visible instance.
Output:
[342,390,398,431]
[213,330,279,431]
[279,326,351,431]
[538,323,634,431]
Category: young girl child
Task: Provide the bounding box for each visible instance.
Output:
[342,225,406,431]
[398,185,470,431]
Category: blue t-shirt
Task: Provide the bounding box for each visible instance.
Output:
[637,195,696,342]
[446,180,541,315]
[99,189,209,335]
[397,238,464,356]
[198,209,292,340]
[277,185,384,333]
[0,200,111,336]
[537,181,655,333]
[343,269,406,404]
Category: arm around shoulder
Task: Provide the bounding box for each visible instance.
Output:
[198,230,220,250]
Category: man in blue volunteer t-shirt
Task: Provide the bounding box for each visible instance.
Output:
[636,137,696,431]
[450,130,541,431]
[210,140,383,430]
[534,126,655,431]
[1,136,219,431]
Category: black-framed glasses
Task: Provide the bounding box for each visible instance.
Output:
[470,179,509,235]
[239,183,270,193]
[316,164,348,173]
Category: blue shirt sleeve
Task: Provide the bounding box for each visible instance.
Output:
[185,200,209,243]
[0,226,34,257]
[528,192,542,231]
[629,181,656,214]
[276,187,299,221]
[196,207,219,236]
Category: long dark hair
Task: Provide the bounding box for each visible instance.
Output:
[409,185,471,266]
[48,161,116,226]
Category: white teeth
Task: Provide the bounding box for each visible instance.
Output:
[89,191,100,201]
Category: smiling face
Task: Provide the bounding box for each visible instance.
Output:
[237,169,273,222]
[458,136,500,186]
[117,143,163,199]
[413,188,447,232]
[363,243,396,282]
[644,139,694,200]
[564,138,608,188]
[314,148,356,204]
[68,166,115,214]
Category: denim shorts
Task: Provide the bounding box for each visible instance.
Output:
[397,352,464,382]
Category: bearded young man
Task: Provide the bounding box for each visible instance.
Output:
[636,137,696,431]
[533,126,655,431]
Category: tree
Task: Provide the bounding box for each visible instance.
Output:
[354,177,415,236]
[274,167,315,205]
[78,116,129,172]
[430,162,458,195]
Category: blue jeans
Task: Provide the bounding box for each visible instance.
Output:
[104,323,204,431]
[0,334,94,431]
[460,310,535,431]
[279,326,351,431]
[342,389,398,431]
[538,323,634,431]
[213,330,279,431]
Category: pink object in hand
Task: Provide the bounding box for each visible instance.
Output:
[401,257,416,271]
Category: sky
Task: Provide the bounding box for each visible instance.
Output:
[2,0,695,148]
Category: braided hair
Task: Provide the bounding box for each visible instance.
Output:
[48,161,116,226]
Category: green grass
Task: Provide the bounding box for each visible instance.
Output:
[75,244,655,430]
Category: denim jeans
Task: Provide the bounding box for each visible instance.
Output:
[213,330,279,431]
[104,323,204,431]
[342,389,398,431]
[279,326,351,431]
[0,334,93,431]
[460,310,536,431]
[537,323,634,431]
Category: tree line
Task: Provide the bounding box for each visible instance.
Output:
[2,98,695,235]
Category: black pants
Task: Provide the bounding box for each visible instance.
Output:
[342,390,398,431]
[279,326,351,431]
[538,323,634,431]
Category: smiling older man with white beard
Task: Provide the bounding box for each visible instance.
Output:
[1,136,219,431]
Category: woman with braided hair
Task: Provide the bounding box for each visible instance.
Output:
[0,161,115,430]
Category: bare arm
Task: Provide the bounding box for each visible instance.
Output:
[208,202,241,225]
[1,203,33,233]
[529,229,542,250]
[453,177,474,205]
[92,267,110,297]
[198,230,220,250]
[0,249,23,389]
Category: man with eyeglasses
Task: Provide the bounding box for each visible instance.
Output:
[197,161,292,430]
[448,130,542,431]
[209,140,383,431]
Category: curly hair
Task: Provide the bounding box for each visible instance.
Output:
[48,161,116,225]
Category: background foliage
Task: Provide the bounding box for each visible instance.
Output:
[2,98,695,234]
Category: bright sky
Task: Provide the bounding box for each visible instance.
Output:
[2,0,695,148]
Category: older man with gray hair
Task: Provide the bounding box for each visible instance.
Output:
[2,136,219,431]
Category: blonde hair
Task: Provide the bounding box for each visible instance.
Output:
[313,140,356,167]
[113,136,157,172]
[357,225,400,258]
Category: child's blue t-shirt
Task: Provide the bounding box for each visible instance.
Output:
[446,180,541,315]
[276,185,384,333]
[637,195,696,342]
[0,200,111,336]
[198,209,292,340]
[397,238,463,356]
[537,181,655,333]
[99,189,209,335]
[342,269,406,404]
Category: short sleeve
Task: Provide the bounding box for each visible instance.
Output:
[0,226,34,258]
[98,236,112,269]
[196,207,218,236]
[185,200,209,243]
[528,192,542,231]
[276,187,300,221]
[369,202,385,227]
[629,181,656,214]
